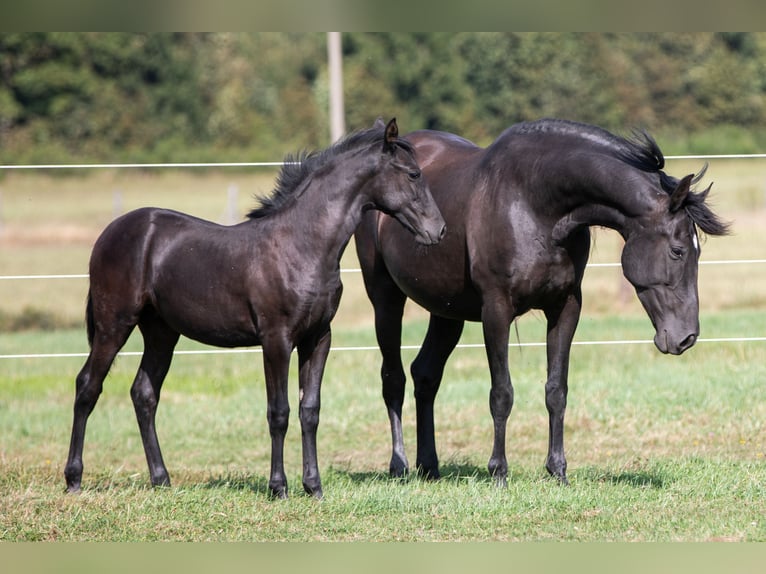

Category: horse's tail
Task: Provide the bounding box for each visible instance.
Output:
[85,290,95,348]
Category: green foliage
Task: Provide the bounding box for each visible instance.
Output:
[2,33,766,163]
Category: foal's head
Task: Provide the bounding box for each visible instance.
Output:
[367,118,446,245]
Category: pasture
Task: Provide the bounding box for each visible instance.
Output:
[1,160,765,541]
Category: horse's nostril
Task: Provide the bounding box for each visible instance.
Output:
[680,333,697,351]
[438,224,447,240]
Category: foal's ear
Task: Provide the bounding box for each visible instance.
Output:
[669,173,694,212]
[383,117,398,153]
[373,117,386,130]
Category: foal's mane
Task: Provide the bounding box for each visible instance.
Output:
[509,118,729,236]
[247,127,414,219]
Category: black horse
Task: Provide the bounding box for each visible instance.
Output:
[64,118,446,499]
[355,119,729,486]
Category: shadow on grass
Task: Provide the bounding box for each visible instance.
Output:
[197,462,671,496]
[203,474,271,495]
[574,466,670,489]
[336,461,525,485]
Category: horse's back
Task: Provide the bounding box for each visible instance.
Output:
[404,130,482,171]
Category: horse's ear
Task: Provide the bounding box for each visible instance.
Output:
[383,117,398,153]
[669,173,693,212]
[373,117,386,130]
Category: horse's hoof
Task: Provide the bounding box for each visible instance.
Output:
[65,484,81,494]
[303,481,323,500]
[416,464,440,481]
[493,475,508,489]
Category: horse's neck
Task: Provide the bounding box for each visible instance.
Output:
[548,162,657,242]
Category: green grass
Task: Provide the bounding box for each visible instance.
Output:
[1,311,764,541]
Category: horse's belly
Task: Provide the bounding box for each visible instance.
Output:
[380,237,482,321]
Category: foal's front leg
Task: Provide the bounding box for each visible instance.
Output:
[262,337,293,499]
[297,328,332,499]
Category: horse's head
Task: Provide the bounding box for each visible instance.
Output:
[621,171,729,355]
[368,118,446,245]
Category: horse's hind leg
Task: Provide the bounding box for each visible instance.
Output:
[65,326,134,492]
[131,313,180,487]
[411,315,464,479]
[372,286,410,477]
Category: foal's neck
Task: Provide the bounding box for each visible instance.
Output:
[274,155,375,271]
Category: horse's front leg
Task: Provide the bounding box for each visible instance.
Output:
[481,297,515,487]
[543,291,582,485]
[297,328,332,499]
[262,336,293,499]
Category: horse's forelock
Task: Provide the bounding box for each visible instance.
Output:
[684,186,730,237]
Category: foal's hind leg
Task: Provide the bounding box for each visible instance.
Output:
[261,334,293,499]
[65,326,134,492]
[131,314,180,488]
[411,315,464,479]
[297,328,332,499]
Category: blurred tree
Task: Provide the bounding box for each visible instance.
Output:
[1,32,766,163]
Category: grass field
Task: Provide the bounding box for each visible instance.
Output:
[1,159,765,542]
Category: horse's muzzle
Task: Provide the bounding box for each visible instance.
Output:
[655,329,697,355]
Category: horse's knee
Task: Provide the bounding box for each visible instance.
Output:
[267,406,290,435]
[545,381,567,413]
[411,363,442,402]
[299,405,319,433]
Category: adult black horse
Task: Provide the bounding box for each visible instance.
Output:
[355,118,728,486]
[64,118,446,499]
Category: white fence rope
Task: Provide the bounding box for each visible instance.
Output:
[2,337,765,361]
[0,161,285,170]
[0,153,765,170]
[3,259,766,281]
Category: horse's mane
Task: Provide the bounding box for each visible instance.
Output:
[508,118,729,236]
[247,127,415,219]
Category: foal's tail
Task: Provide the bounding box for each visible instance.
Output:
[85,290,95,348]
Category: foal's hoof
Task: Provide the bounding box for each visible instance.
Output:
[545,463,570,485]
[151,476,171,489]
[303,479,324,500]
[389,455,409,478]
[65,484,82,494]
[269,485,288,500]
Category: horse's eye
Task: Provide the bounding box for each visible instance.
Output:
[408,170,421,181]
[670,246,685,260]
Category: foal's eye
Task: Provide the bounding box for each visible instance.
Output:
[670,246,685,260]
[408,170,421,181]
